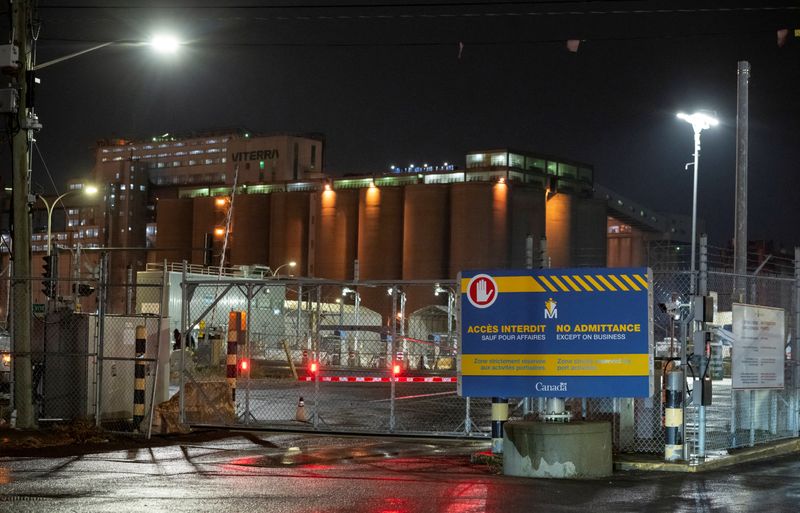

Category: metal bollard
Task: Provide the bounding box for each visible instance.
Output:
[227,311,242,401]
[664,368,684,461]
[491,397,509,454]
[133,325,146,431]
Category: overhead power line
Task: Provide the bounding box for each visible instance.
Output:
[37,26,788,49]
[35,3,800,18]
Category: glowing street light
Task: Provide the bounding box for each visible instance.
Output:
[149,34,181,54]
[676,110,719,294]
[33,34,184,71]
[38,185,98,256]
[269,261,296,277]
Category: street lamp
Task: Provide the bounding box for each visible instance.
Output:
[37,185,98,256]
[268,261,296,277]
[33,34,183,71]
[676,111,718,294]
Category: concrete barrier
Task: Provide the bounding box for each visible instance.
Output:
[503,420,612,479]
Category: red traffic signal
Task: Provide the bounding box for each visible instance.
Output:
[393,364,401,376]
[238,358,249,376]
[309,361,319,374]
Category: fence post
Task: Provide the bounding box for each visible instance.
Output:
[390,286,397,433]
[244,284,253,425]
[179,261,188,424]
[794,247,800,437]
[94,252,108,427]
[697,234,708,459]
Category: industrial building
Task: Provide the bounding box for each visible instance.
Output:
[1,128,692,320]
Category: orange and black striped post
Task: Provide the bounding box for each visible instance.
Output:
[227,312,240,401]
[227,311,245,401]
[133,325,146,430]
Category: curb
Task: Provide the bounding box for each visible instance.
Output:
[615,438,800,473]
[472,438,800,474]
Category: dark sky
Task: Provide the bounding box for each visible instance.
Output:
[8,1,800,246]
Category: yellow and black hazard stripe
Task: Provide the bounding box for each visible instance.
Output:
[461,273,649,294]
[133,325,146,431]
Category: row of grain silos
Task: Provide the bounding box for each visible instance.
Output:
[151,181,605,323]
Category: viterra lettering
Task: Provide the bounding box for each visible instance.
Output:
[231,149,279,162]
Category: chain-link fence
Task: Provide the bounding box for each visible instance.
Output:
[3,266,168,437]
[168,247,799,457]
[4,242,799,458]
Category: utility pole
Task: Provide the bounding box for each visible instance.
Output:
[11,0,35,428]
[733,61,750,303]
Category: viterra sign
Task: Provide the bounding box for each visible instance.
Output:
[458,268,654,398]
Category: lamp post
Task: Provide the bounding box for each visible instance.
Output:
[676,111,718,294]
[343,287,361,363]
[6,25,183,428]
[268,261,297,277]
[38,185,98,256]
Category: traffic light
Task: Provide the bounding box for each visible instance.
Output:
[238,358,249,377]
[72,283,95,297]
[309,361,318,375]
[41,254,57,298]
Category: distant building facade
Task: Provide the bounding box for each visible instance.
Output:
[1,129,692,319]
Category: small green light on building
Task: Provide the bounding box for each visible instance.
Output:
[259,161,265,170]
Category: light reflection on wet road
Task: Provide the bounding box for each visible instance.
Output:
[1,433,800,512]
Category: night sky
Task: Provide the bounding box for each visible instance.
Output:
[7,1,800,246]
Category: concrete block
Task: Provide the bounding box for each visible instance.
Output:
[503,420,612,479]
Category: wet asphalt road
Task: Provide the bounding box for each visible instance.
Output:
[2,432,800,513]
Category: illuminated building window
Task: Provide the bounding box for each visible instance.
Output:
[173,161,181,167]
[466,153,485,168]
[509,153,524,169]
[490,153,507,166]
[558,163,577,179]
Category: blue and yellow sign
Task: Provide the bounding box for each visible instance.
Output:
[458,268,653,398]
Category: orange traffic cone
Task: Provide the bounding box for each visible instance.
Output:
[295,397,307,422]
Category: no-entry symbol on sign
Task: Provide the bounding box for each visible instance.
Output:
[466,274,498,309]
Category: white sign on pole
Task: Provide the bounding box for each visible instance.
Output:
[732,303,785,390]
